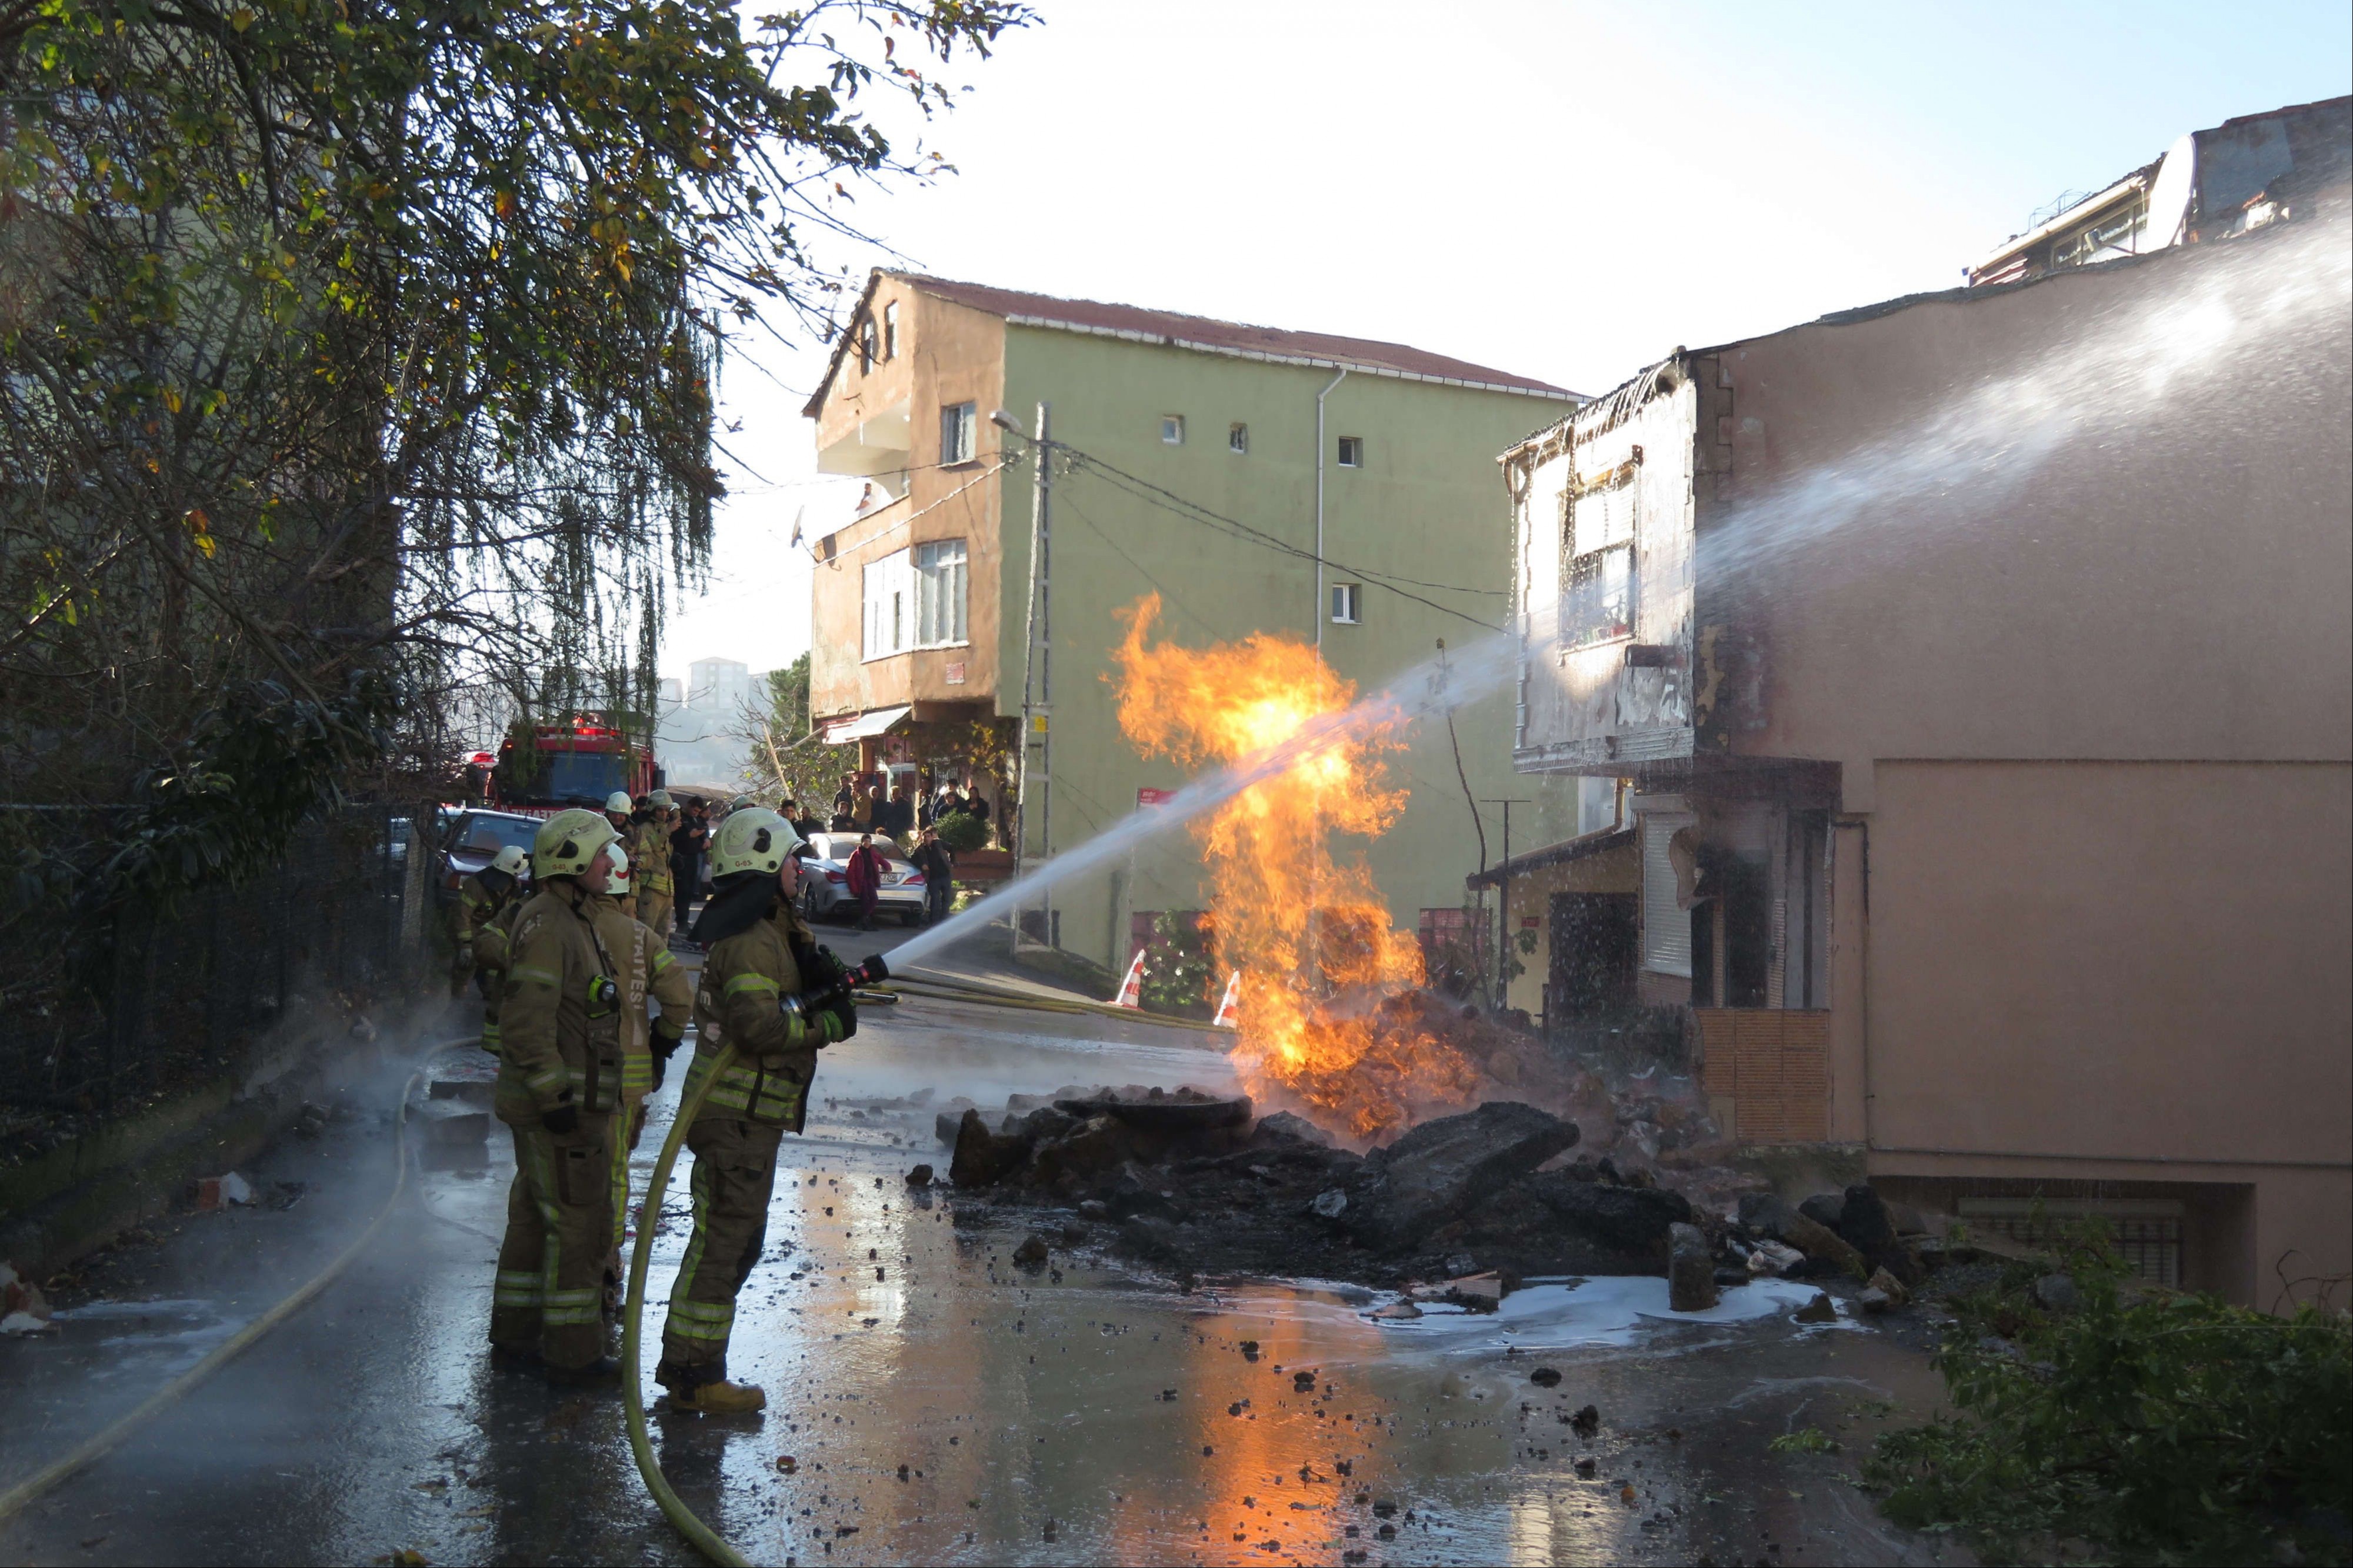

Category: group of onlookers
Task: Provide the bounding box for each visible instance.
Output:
[819,769,995,840]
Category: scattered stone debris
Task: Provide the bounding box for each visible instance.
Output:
[1529,1366,1563,1388]
[1667,1223,1719,1312]
[905,1164,935,1187]
[1,1260,55,1335]
[1793,1292,1839,1324]
[938,1047,1991,1312]
[1010,1233,1050,1269]
[2033,1272,2083,1313]
[196,1172,255,1210]
[1859,1266,1912,1313]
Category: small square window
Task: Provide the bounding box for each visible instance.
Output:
[1337,436,1364,468]
[1331,583,1362,624]
[1228,422,1249,455]
[1161,415,1185,445]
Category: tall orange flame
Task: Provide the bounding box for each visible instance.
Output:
[1113,595,1478,1142]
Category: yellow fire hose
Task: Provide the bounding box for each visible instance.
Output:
[0,1040,473,1527]
[620,1040,752,1568]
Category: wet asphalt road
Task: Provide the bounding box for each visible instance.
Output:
[0,962,1971,1567]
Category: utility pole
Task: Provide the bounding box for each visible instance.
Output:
[1007,402,1052,948]
[1478,796,1531,1013]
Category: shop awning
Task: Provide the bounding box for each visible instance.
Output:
[819,705,912,746]
[1465,826,1637,889]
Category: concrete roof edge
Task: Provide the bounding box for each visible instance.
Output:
[996,313,1585,401]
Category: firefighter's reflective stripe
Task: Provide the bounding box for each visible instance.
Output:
[621,1052,655,1096]
[542,1286,604,1327]
[664,1299,735,1341]
[651,948,678,978]
[480,1019,503,1057]
[681,1032,810,1124]
[722,973,778,999]
[493,1268,542,1309]
[511,964,560,988]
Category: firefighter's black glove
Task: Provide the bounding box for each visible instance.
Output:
[796,942,846,997]
[819,992,858,1045]
[541,1099,580,1136]
[649,1020,685,1091]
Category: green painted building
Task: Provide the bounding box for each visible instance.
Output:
[805,272,1591,989]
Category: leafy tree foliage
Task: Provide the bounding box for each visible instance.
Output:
[1866,1225,2352,1564]
[2,0,1022,805]
[0,0,1024,1101]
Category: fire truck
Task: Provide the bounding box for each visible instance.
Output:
[493,712,658,810]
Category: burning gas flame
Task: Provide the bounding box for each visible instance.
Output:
[1112,595,1478,1141]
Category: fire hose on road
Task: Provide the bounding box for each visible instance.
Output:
[621,950,892,1567]
[0,1037,477,1527]
[619,1038,750,1567]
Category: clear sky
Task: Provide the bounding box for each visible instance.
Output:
[664,0,2352,689]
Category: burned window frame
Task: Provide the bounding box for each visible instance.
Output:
[1559,452,1639,653]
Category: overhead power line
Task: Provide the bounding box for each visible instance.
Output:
[1041,444,1505,633]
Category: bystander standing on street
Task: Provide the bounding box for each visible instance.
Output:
[909,827,955,925]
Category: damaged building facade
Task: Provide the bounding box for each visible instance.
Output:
[1495,96,2351,1306]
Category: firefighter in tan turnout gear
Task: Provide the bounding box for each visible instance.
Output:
[589,840,694,1286]
[470,863,531,1059]
[448,845,528,997]
[657,807,857,1414]
[490,808,631,1382]
[632,789,679,942]
[602,792,639,919]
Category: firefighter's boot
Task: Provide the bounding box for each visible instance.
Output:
[667,1378,766,1414]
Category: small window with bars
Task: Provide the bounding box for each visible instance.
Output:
[1958,1199,2185,1286]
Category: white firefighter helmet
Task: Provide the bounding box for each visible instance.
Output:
[534,808,619,880]
[604,790,633,816]
[710,806,801,879]
[728,793,755,810]
[489,846,528,876]
[648,789,674,809]
[602,839,633,895]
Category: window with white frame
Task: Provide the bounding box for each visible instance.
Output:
[1560,456,1638,649]
[862,549,913,660]
[857,315,876,373]
[1330,582,1361,624]
[865,542,968,660]
[882,301,899,359]
[914,539,968,646]
[940,401,976,465]
[1337,435,1364,468]
[1228,422,1249,455]
[1161,415,1185,445]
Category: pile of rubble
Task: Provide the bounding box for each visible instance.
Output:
[939,1085,1956,1307]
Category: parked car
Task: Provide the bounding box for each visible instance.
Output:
[438,809,544,902]
[796,832,926,926]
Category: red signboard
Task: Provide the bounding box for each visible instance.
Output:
[1136,788,1177,809]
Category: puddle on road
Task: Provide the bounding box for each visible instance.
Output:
[0,1000,1959,1568]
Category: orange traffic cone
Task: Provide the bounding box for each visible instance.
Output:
[1113,948,1146,1009]
[1212,970,1242,1028]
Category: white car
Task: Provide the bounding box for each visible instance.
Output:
[797,832,928,926]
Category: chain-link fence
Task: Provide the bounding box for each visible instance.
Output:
[1,802,431,1157]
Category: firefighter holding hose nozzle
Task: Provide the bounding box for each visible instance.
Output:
[656,807,862,1414]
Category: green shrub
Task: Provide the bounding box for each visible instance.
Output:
[1137,911,1215,1019]
[1865,1223,2352,1564]
[933,810,991,854]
